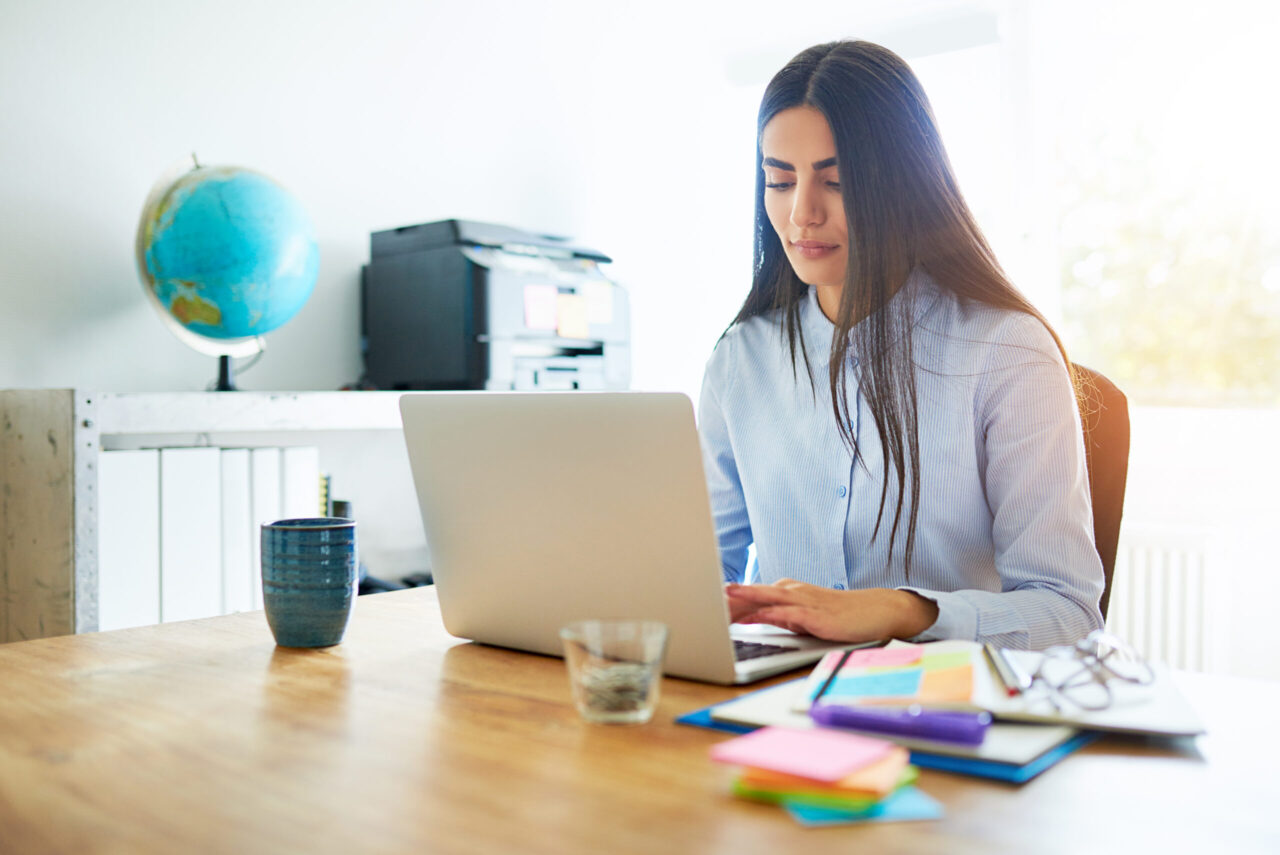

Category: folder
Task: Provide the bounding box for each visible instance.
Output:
[159,447,223,622]
[98,450,161,631]
[249,448,281,610]
[219,449,253,614]
[280,446,321,519]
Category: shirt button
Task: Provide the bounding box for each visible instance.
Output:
[833,582,846,590]
[837,485,847,498]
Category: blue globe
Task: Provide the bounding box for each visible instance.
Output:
[135,164,320,355]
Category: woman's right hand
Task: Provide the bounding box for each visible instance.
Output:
[725,583,762,623]
[724,579,939,643]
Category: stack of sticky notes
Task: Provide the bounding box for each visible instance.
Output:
[797,641,978,709]
[709,726,943,827]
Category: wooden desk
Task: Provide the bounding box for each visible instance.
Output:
[0,587,1275,854]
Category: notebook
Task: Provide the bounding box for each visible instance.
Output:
[399,392,853,684]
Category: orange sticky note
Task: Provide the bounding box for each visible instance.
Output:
[740,746,911,798]
[916,665,974,704]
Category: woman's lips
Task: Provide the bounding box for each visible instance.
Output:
[792,240,839,259]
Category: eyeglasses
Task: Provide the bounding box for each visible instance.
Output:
[1026,630,1155,712]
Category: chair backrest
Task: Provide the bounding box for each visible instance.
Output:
[1073,365,1130,620]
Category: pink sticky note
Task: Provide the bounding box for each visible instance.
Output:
[846,646,924,668]
[812,649,847,677]
[709,727,894,783]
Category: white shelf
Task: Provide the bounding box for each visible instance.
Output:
[0,388,426,643]
[97,391,407,434]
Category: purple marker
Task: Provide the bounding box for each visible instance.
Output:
[810,703,992,746]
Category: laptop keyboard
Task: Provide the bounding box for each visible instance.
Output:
[733,639,797,661]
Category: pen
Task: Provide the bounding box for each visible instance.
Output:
[809,647,856,706]
[985,643,1031,696]
[1002,648,1035,695]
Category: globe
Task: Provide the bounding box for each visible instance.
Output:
[134,159,320,382]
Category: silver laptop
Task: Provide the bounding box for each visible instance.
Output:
[399,391,851,684]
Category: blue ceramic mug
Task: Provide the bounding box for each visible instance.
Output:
[260,518,358,648]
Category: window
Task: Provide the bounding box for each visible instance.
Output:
[1036,1,1280,407]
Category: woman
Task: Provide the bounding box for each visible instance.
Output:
[700,41,1104,650]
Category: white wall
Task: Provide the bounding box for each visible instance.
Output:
[6,1,1277,678]
[1117,408,1280,681]
[0,0,994,585]
[0,0,976,400]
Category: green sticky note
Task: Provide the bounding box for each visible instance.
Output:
[919,652,972,670]
[731,779,880,812]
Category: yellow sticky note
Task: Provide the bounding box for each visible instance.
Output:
[919,652,973,671]
[582,280,614,325]
[556,293,589,339]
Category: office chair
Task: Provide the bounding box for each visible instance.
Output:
[1073,364,1130,621]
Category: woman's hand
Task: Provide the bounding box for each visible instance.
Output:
[725,578,939,644]
[725,584,762,624]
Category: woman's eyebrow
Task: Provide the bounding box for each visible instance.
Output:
[762,156,838,171]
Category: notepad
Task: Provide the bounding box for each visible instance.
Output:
[798,640,981,710]
[739,747,912,798]
[709,726,894,782]
[717,729,928,824]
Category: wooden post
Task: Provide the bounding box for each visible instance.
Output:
[1,390,73,640]
[0,390,98,642]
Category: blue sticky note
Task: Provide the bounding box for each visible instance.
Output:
[784,786,945,827]
[824,668,924,699]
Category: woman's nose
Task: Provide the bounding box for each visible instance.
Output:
[789,181,825,229]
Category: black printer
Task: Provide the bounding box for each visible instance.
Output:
[361,219,630,390]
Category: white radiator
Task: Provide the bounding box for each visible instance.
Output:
[1104,526,1220,672]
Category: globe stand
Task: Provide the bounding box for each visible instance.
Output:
[214,355,236,392]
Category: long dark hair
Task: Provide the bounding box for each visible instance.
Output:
[734,40,1073,573]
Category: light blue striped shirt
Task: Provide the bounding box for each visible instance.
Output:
[697,273,1105,650]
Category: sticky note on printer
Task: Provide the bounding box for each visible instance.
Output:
[556,293,590,339]
[523,284,558,331]
[583,280,614,325]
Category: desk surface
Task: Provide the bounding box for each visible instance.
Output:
[0,587,1276,854]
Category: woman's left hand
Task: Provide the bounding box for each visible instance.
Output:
[725,578,939,644]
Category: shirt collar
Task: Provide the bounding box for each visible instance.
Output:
[798,269,941,368]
